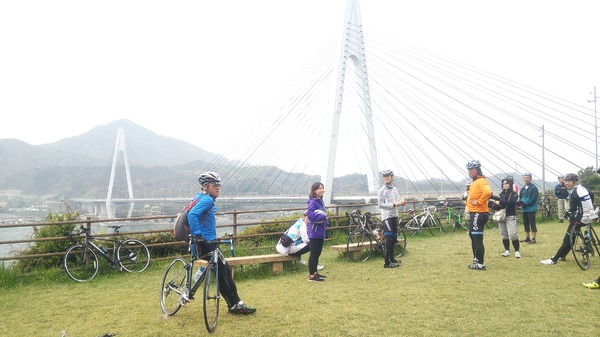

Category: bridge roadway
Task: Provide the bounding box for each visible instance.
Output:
[72,193,464,218]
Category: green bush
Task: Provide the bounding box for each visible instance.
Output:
[14,211,80,272]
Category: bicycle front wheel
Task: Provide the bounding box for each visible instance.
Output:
[118,239,150,272]
[347,227,372,262]
[63,244,99,282]
[589,226,600,257]
[160,258,187,316]
[432,215,446,233]
[203,263,220,333]
[570,229,590,270]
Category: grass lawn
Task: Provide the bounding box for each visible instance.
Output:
[1,220,599,336]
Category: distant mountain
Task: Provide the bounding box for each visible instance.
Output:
[0,119,218,197]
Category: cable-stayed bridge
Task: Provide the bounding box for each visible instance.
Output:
[81,0,597,218]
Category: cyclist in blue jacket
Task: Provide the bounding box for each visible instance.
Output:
[188,171,256,315]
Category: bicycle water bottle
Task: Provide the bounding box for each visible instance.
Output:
[584,231,591,241]
[99,246,107,254]
[372,229,379,238]
[194,266,205,282]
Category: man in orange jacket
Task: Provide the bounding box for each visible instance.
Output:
[465,160,492,270]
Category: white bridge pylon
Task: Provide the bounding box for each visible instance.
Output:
[324,0,379,205]
[106,129,135,218]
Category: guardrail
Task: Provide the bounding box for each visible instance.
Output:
[0,203,379,262]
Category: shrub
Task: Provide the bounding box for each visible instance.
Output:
[14,211,79,272]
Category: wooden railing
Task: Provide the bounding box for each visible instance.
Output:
[0,203,378,262]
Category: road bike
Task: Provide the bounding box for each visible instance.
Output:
[160,237,229,333]
[570,222,600,270]
[541,196,556,222]
[63,225,150,282]
[345,210,406,262]
[404,205,444,237]
[442,202,468,231]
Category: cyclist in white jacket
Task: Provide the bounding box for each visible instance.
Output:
[378,169,406,268]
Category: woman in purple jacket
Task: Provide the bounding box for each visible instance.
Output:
[306,182,328,282]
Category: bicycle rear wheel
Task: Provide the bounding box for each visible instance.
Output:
[63,244,99,282]
[570,229,590,270]
[118,239,150,272]
[393,229,407,257]
[404,218,421,238]
[347,227,372,262]
[160,258,187,316]
[203,263,219,333]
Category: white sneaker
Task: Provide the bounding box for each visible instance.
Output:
[515,251,521,259]
[317,265,324,270]
[540,258,556,265]
[501,250,510,257]
[299,260,307,265]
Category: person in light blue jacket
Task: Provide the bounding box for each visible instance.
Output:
[276,214,310,257]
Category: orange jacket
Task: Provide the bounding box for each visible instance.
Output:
[466,176,492,213]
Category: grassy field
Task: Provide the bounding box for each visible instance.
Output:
[1,220,599,336]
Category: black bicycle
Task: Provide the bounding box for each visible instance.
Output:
[541,196,556,222]
[63,225,150,282]
[570,222,600,270]
[160,237,229,333]
[346,210,406,262]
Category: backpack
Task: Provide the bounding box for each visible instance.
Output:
[173,198,200,241]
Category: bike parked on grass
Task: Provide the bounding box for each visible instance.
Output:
[346,209,406,262]
[443,202,468,231]
[541,196,556,222]
[404,205,444,237]
[63,225,150,282]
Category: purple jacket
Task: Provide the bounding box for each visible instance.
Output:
[307,197,328,239]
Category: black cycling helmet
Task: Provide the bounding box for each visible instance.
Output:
[466,160,481,170]
[557,174,564,179]
[382,169,394,177]
[564,173,578,182]
[502,177,514,190]
[198,171,221,185]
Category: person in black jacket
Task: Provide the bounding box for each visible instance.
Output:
[491,177,521,258]
[541,173,596,265]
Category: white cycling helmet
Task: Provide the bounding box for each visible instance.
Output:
[466,160,481,170]
[198,171,221,185]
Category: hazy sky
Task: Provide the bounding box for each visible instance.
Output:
[2,1,599,169]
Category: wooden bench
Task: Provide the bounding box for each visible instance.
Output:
[194,254,299,277]
[331,240,406,260]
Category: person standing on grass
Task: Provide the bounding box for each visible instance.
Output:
[490,177,521,258]
[554,175,570,223]
[188,171,256,315]
[541,173,596,265]
[465,160,492,270]
[306,182,328,282]
[378,169,407,268]
[519,173,539,244]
